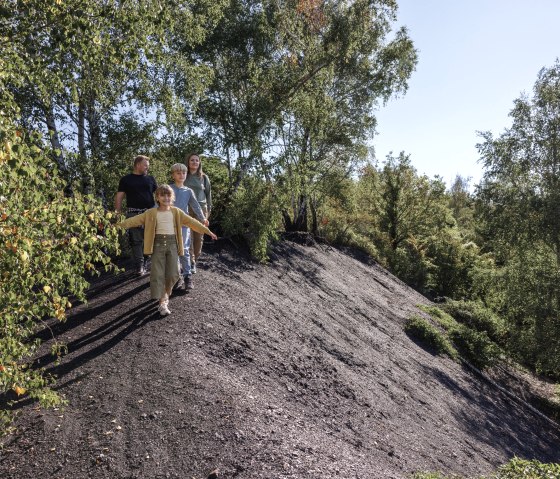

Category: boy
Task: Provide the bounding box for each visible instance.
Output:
[169,163,208,290]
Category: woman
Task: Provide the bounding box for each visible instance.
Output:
[185,153,212,273]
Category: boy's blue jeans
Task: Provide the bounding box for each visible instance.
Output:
[179,226,192,277]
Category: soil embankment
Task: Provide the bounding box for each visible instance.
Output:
[1,239,559,478]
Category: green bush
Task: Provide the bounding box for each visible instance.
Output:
[221,177,281,262]
[418,305,459,330]
[494,457,560,478]
[0,120,120,418]
[442,300,507,345]
[448,325,502,370]
[411,457,560,479]
[405,316,458,360]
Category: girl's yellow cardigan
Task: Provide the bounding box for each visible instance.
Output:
[118,207,212,256]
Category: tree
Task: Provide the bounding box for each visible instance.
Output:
[475,61,560,376]
[2,0,226,196]
[0,118,120,413]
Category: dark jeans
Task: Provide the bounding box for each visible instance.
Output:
[126,211,145,269]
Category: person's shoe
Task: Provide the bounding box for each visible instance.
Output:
[191,261,197,274]
[158,302,171,316]
[136,266,147,277]
[176,275,185,290]
[185,275,194,290]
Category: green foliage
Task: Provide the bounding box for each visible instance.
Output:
[475,61,560,378]
[412,473,464,479]
[448,325,502,370]
[412,457,560,479]
[415,305,502,370]
[494,457,560,479]
[0,119,120,412]
[405,316,458,360]
[441,300,507,346]
[418,305,459,331]
[221,177,281,261]
[354,154,481,297]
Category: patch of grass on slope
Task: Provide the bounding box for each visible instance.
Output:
[412,457,560,479]
[413,305,502,370]
[404,315,458,360]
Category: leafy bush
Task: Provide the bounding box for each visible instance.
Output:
[418,305,459,330]
[221,177,281,262]
[412,473,463,479]
[493,457,560,478]
[412,457,560,479]
[0,120,120,415]
[405,316,458,360]
[442,300,507,346]
[448,325,502,370]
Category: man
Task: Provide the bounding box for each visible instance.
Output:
[114,155,157,275]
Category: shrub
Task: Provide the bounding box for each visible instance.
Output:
[405,316,458,360]
[418,305,459,331]
[448,325,502,370]
[442,300,507,346]
[0,120,120,418]
[494,457,560,478]
[221,177,281,262]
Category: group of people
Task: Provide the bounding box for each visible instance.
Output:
[115,154,216,317]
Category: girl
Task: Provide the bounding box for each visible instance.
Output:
[119,184,217,316]
[185,153,212,273]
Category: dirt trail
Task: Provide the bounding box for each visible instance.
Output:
[1,238,559,479]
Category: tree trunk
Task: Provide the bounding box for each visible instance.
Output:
[43,103,66,172]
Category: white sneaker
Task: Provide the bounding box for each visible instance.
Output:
[176,276,185,289]
[158,302,171,316]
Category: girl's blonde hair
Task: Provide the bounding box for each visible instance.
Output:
[155,184,175,204]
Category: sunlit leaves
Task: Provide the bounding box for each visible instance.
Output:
[0,118,120,408]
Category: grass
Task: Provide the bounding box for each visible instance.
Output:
[411,457,560,478]
[404,315,458,360]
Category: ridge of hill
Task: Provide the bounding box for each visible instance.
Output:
[1,238,559,478]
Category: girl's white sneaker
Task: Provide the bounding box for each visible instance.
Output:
[158,302,171,316]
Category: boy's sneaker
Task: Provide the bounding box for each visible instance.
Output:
[176,276,185,290]
[191,261,197,274]
[158,302,171,316]
[185,275,194,290]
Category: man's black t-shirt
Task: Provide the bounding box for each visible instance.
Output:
[117,174,157,209]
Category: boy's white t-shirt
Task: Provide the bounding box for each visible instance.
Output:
[155,210,175,235]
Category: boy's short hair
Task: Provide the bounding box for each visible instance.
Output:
[155,184,176,203]
[170,163,187,173]
[133,155,150,167]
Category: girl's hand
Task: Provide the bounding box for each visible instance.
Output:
[209,232,217,241]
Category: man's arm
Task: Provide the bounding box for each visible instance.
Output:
[114,191,125,213]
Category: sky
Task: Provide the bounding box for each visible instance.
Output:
[373,0,560,188]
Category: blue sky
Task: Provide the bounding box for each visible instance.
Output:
[373,0,560,188]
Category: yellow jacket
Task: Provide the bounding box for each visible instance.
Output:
[118,207,212,256]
